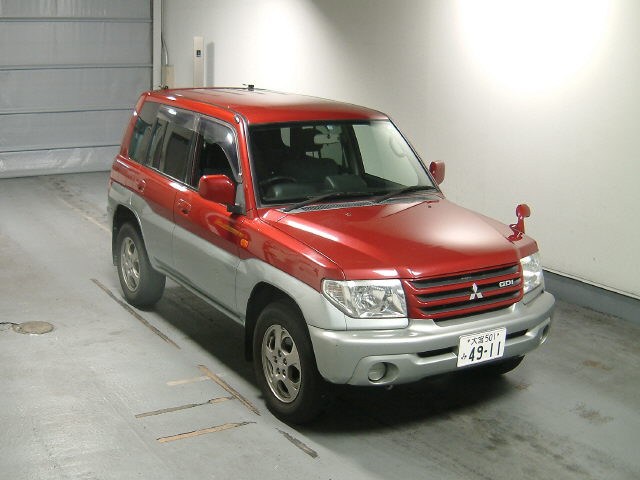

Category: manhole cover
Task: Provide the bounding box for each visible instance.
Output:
[13,321,54,335]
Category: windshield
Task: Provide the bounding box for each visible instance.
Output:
[249,120,436,206]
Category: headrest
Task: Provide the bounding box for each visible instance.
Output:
[267,182,318,201]
[314,133,340,145]
[297,128,322,151]
[324,174,368,191]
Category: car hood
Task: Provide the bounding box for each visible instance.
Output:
[263,197,533,280]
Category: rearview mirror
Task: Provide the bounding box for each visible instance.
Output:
[198,175,237,208]
[429,161,445,185]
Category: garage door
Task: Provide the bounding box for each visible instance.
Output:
[0,0,152,178]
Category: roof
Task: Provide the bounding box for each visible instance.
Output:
[147,87,388,124]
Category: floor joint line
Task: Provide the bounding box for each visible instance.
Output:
[91,278,180,349]
[157,422,254,443]
[197,364,260,416]
[135,396,234,418]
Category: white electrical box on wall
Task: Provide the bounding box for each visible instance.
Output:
[193,36,204,87]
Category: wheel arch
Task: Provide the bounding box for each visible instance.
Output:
[244,282,303,361]
[111,205,142,265]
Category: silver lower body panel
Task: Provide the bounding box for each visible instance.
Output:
[308,291,555,385]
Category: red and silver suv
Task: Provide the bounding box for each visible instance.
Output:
[108,87,554,423]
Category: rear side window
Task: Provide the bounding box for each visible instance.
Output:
[147,117,168,169]
[148,105,196,182]
[128,101,160,163]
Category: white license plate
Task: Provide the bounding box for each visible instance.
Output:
[457,328,506,367]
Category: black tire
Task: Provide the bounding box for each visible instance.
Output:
[475,355,525,376]
[253,301,328,424]
[115,222,165,307]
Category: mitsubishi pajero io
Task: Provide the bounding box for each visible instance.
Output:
[108,87,555,423]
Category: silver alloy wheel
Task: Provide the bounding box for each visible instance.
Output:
[120,237,140,292]
[261,324,302,403]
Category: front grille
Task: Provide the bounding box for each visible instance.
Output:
[404,263,523,323]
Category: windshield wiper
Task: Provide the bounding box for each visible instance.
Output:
[282,191,376,212]
[375,185,438,203]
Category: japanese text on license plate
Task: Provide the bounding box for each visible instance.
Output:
[457,328,506,367]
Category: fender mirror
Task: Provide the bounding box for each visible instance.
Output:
[515,204,531,233]
[198,175,238,211]
[429,161,445,185]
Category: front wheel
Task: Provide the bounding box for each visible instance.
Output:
[253,301,328,424]
[115,223,165,307]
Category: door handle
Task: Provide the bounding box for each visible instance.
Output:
[135,179,146,192]
[177,199,191,215]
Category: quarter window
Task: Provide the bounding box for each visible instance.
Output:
[128,101,160,164]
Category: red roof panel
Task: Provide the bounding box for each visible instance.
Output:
[148,88,387,124]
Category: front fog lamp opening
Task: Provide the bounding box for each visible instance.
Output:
[368,362,387,382]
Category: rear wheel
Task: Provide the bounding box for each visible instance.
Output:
[115,223,165,307]
[253,301,327,424]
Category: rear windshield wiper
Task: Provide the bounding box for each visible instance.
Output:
[375,185,438,203]
[282,191,376,212]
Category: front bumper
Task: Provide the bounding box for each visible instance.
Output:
[308,290,554,385]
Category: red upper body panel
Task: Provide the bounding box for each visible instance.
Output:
[115,88,538,293]
[261,196,537,281]
[145,88,387,124]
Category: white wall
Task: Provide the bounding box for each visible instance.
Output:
[163,0,640,299]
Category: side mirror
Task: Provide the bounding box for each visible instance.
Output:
[198,175,236,208]
[429,161,445,185]
[514,203,531,233]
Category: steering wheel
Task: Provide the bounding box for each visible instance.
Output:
[259,176,297,189]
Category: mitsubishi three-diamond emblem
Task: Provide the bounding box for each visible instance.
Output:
[469,283,483,300]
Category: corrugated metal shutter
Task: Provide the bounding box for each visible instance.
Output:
[0,0,152,178]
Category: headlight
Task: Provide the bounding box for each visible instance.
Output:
[520,252,544,294]
[322,279,407,318]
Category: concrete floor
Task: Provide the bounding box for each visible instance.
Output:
[1,172,638,480]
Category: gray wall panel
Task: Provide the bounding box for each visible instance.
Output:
[0,110,131,152]
[0,0,152,176]
[1,21,151,66]
[0,146,117,178]
[0,68,150,111]
[0,0,150,18]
